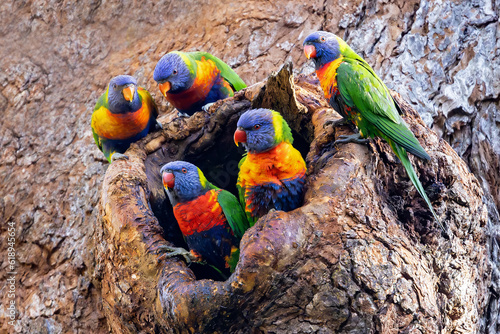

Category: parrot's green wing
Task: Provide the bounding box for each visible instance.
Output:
[91,92,108,153]
[91,127,102,152]
[336,60,430,160]
[236,182,256,227]
[191,52,247,91]
[217,189,250,239]
[236,182,245,211]
[235,155,254,225]
[338,59,399,123]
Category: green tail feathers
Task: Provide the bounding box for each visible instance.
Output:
[391,142,444,230]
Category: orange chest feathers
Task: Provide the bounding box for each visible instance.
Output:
[92,91,154,140]
[238,142,306,187]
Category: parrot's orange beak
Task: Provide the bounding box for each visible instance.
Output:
[304,44,317,59]
[159,81,171,97]
[234,129,247,147]
[122,85,135,102]
[162,172,175,189]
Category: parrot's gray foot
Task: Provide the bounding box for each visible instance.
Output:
[335,133,369,145]
[177,111,191,118]
[156,245,199,265]
[201,102,215,112]
[324,118,349,128]
[111,153,129,162]
[155,119,163,130]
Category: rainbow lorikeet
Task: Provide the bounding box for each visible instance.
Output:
[303,31,442,227]
[234,108,307,225]
[160,161,249,274]
[91,75,160,162]
[153,51,246,116]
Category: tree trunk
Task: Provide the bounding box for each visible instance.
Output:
[0,1,498,333]
[93,64,490,333]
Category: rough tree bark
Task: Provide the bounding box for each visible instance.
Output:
[93,65,489,333]
[0,1,498,333]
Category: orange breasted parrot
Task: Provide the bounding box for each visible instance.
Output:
[160,161,249,274]
[153,51,247,116]
[91,75,160,162]
[234,108,307,225]
[303,31,441,227]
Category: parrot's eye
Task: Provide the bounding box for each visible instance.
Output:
[253,124,261,130]
[181,168,187,173]
[173,69,178,75]
[320,36,326,42]
[113,83,117,89]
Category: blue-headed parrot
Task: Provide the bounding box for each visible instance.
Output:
[91,75,160,162]
[303,31,442,228]
[234,108,307,226]
[160,161,249,275]
[153,51,246,116]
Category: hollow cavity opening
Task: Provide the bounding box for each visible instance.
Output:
[145,103,313,281]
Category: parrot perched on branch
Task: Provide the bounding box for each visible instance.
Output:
[160,161,249,275]
[303,31,442,227]
[91,75,160,162]
[234,108,307,225]
[153,51,247,116]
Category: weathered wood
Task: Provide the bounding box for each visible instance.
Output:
[94,65,489,333]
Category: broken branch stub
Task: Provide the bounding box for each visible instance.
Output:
[93,64,489,333]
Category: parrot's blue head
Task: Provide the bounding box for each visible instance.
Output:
[107,75,141,113]
[303,31,342,70]
[160,161,209,204]
[154,52,195,96]
[234,108,292,154]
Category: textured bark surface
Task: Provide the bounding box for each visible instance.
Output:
[92,65,489,333]
[0,0,498,333]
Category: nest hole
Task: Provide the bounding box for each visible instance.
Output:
[143,64,314,281]
[144,114,312,281]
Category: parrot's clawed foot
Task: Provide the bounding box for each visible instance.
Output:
[111,153,129,162]
[177,111,191,118]
[324,118,349,128]
[335,133,369,145]
[201,102,215,112]
[155,119,163,130]
[156,245,200,265]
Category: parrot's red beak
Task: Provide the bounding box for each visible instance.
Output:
[304,44,317,59]
[162,172,175,189]
[159,82,171,97]
[234,129,247,146]
[122,85,135,102]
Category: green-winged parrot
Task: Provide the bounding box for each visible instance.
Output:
[160,161,249,275]
[303,31,442,227]
[91,75,159,162]
[153,51,246,116]
[234,108,307,226]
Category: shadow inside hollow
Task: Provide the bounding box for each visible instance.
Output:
[144,113,312,281]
